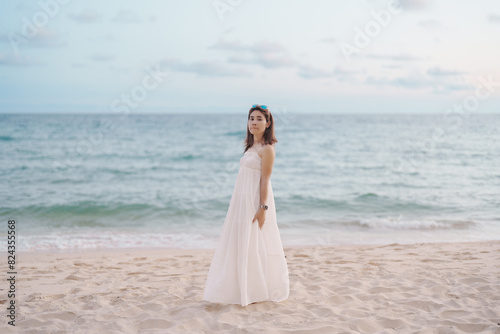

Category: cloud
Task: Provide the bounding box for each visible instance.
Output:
[366,75,426,89]
[209,38,250,52]
[210,38,364,78]
[418,19,443,29]
[0,53,42,66]
[249,41,287,54]
[1,28,66,49]
[68,9,100,23]
[297,65,357,79]
[222,27,237,35]
[228,54,296,69]
[488,13,500,23]
[297,65,336,79]
[99,33,115,41]
[442,83,474,91]
[387,75,430,89]
[210,38,287,54]
[108,65,132,74]
[160,58,250,77]
[382,64,403,69]
[209,38,295,69]
[399,0,432,10]
[112,9,141,23]
[364,53,422,61]
[320,37,337,44]
[365,71,473,93]
[14,2,37,12]
[427,67,466,76]
[90,53,116,61]
[29,28,66,48]
[258,54,296,68]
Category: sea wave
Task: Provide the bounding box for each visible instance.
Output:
[350,217,476,230]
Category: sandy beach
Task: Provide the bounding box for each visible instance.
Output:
[2,240,499,333]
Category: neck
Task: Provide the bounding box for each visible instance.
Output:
[253,135,263,145]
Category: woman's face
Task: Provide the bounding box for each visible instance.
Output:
[248,110,267,136]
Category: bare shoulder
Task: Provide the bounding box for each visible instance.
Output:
[259,144,275,159]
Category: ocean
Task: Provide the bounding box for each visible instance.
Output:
[1,113,499,252]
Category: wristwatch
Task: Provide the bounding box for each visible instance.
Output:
[260,204,268,210]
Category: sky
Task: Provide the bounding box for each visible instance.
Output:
[0,0,499,114]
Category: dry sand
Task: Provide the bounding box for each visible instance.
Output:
[1,240,499,333]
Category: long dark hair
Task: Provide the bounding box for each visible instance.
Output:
[243,106,278,153]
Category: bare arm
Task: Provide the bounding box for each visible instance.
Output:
[252,145,275,229]
[259,145,275,206]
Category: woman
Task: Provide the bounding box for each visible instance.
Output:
[203,104,290,307]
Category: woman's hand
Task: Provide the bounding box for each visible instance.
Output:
[252,208,266,230]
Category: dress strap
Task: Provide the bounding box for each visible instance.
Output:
[256,144,266,153]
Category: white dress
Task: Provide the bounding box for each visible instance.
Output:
[203,144,289,307]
